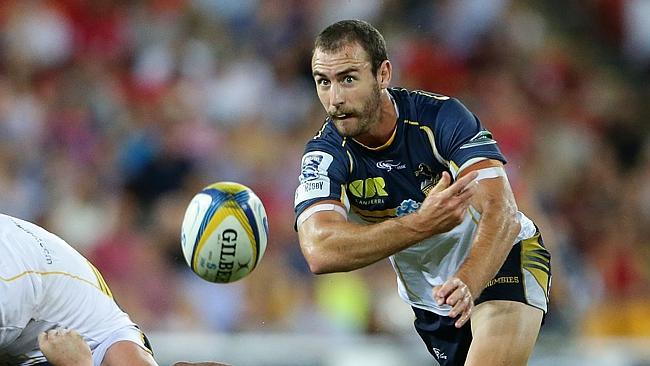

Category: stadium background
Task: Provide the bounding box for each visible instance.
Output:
[1,0,649,365]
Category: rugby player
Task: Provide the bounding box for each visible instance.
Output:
[295,20,551,365]
[0,213,228,366]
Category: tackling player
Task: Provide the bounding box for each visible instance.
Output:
[0,213,157,366]
[0,213,230,366]
[295,20,551,365]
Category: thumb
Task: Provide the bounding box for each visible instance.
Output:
[38,332,47,348]
[429,172,451,194]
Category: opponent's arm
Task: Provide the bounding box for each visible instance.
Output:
[101,340,158,366]
[298,170,478,274]
[433,159,521,327]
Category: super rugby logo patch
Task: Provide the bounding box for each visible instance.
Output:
[295,151,334,206]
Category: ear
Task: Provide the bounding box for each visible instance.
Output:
[377,60,392,89]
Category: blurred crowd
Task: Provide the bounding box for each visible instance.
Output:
[1,0,649,340]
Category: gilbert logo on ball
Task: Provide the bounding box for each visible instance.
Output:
[181,182,268,283]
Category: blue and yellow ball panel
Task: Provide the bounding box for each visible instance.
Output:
[191,182,258,279]
[233,190,263,269]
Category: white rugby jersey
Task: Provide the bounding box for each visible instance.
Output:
[295,88,539,315]
[0,214,148,366]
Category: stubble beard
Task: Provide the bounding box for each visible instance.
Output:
[333,84,382,138]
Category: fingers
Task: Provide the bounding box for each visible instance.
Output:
[445,170,478,196]
[429,171,451,193]
[453,184,475,204]
[38,328,81,348]
[454,298,473,328]
[434,277,462,303]
[429,170,478,202]
[433,278,474,328]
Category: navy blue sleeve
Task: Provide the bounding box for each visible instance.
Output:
[433,98,506,171]
[294,138,349,218]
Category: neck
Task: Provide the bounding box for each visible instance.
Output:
[353,89,397,148]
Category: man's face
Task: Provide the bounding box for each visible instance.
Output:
[311,43,382,138]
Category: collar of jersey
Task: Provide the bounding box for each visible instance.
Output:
[351,91,400,151]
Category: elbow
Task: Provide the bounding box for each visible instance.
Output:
[505,211,521,239]
[300,232,339,275]
[303,247,342,275]
[484,198,520,238]
[501,203,521,240]
[305,252,356,274]
[308,261,330,275]
[303,247,330,275]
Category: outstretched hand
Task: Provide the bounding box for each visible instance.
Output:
[38,328,92,366]
[433,276,474,328]
[414,171,478,236]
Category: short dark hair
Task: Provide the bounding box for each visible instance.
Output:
[314,19,388,75]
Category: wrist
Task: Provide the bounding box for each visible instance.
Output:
[399,211,433,240]
[455,272,480,299]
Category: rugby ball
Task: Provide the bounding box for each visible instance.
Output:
[181,182,268,283]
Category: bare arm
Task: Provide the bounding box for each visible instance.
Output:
[434,159,521,327]
[101,340,158,366]
[298,170,478,274]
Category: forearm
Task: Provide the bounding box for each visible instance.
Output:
[456,203,520,298]
[300,213,432,274]
[299,171,477,274]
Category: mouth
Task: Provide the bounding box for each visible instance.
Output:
[333,113,354,121]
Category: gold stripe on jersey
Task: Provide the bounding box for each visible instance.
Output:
[419,126,448,167]
[346,150,354,173]
[467,206,480,224]
[140,331,154,355]
[351,206,397,219]
[413,90,450,100]
[88,261,113,298]
[352,122,398,150]
[403,119,420,126]
[521,233,551,299]
[450,161,459,175]
[342,137,347,147]
[392,259,420,299]
[340,184,350,210]
[350,206,397,224]
[0,270,103,294]
[313,121,328,139]
[87,262,107,295]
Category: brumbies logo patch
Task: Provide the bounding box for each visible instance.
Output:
[414,163,433,179]
[295,151,333,206]
[414,163,440,195]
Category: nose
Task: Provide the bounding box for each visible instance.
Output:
[329,83,344,110]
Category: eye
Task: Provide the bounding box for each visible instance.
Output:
[317,79,330,87]
[343,76,355,84]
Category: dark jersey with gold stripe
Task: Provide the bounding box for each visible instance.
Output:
[294,87,543,314]
[295,87,505,219]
